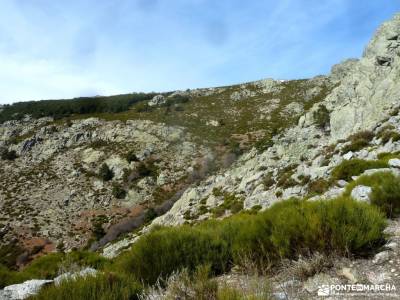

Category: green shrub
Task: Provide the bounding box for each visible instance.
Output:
[135,102,153,113]
[345,171,400,218]
[250,205,262,213]
[276,164,298,188]
[379,130,400,144]
[298,174,311,185]
[254,137,274,152]
[211,206,226,218]
[117,226,230,284]
[137,161,158,178]
[125,151,139,163]
[112,184,126,199]
[91,216,107,240]
[144,208,158,223]
[276,173,297,188]
[198,205,209,215]
[262,173,275,189]
[32,273,142,300]
[313,104,330,130]
[341,131,374,153]
[377,125,400,144]
[99,163,114,181]
[116,197,386,284]
[259,198,385,258]
[376,151,400,161]
[307,178,329,195]
[211,193,244,217]
[1,149,17,161]
[212,187,223,197]
[0,251,107,288]
[331,159,387,181]
[0,242,24,269]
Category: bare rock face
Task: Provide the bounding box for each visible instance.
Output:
[0,117,209,250]
[230,89,255,101]
[148,95,166,106]
[144,14,400,230]
[54,268,97,286]
[326,14,400,140]
[1,280,53,299]
[388,158,400,168]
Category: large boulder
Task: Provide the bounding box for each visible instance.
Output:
[326,14,400,141]
[2,280,53,299]
[388,158,400,168]
[148,95,166,106]
[54,268,97,286]
[350,185,372,202]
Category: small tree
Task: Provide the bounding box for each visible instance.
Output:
[1,149,17,161]
[112,184,127,199]
[126,151,139,163]
[144,208,158,223]
[313,104,330,130]
[99,163,114,181]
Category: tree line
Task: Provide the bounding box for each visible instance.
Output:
[0,92,158,123]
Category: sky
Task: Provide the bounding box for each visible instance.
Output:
[0,1,399,104]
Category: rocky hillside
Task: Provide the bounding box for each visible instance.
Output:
[0,58,333,257]
[0,12,400,300]
[140,13,400,227]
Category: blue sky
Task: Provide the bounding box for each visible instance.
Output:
[0,1,399,104]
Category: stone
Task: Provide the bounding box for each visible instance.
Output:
[230,89,255,101]
[148,94,166,106]
[102,235,139,259]
[362,168,400,177]
[328,14,400,140]
[104,155,130,180]
[339,267,358,283]
[366,271,391,284]
[388,158,400,168]
[273,292,287,300]
[342,151,353,160]
[385,241,398,251]
[373,251,390,264]
[337,179,348,187]
[350,185,372,202]
[54,268,97,285]
[206,120,220,127]
[3,279,53,299]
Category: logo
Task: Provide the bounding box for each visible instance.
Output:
[317,284,398,297]
[317,285,330,296]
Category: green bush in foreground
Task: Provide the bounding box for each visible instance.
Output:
[31,273,142,300]
[262,198,385,258]
[117,197,386,284]
[116,226,231,284]
[331,159,387,181]
[345,171,400,218]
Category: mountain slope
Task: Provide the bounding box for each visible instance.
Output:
[0,12,400,300]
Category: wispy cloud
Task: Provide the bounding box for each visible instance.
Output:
[0,0,398,104]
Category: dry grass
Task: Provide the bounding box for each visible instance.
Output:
[279,253,334,281]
